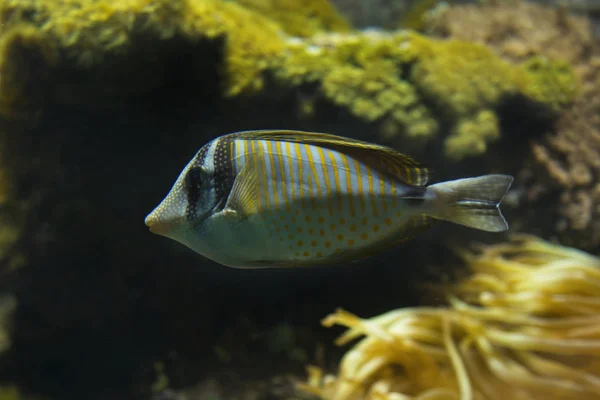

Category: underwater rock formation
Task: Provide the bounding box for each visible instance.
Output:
[278,29,575,161]
[301,235,600,400]
[0,0,576,161]
[425,1,600,251]
[425,0,595,66]
[525,60,600,250]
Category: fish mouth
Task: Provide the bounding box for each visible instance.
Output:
[144,212,177,235]
[144,213,164,234]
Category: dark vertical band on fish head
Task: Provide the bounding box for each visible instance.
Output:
[212,136,235,212]
[185,143,211,221]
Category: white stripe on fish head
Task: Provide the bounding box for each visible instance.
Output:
[203,137,219,174]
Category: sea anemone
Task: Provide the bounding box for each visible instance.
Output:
[300,235,600,400]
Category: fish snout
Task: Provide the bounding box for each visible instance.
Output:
[144,208,178,235]
[144,210,166,235]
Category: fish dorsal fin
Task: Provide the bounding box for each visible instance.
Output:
[223,156,263,219]
[231,130,431,187]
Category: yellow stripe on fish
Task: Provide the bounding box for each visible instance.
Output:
[340,153,355,217]
[228,138,406,261]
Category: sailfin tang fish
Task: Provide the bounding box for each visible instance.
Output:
[145,130,513,268]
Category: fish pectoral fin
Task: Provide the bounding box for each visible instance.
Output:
[223,159,263,219]
[233,129,431,186]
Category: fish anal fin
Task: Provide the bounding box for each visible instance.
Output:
[231,130,431,187]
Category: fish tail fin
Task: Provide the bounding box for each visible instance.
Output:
[426,174,513,232]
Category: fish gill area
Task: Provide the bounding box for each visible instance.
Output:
[0,0,597,399]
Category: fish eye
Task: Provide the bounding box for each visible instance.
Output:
[185,166,205,191]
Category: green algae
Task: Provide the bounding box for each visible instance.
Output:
[445,110,500,161]
[276,30,576,159]
[520,56,579,112]
[0,0,578,160]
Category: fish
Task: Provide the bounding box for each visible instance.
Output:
[144,130,513,269]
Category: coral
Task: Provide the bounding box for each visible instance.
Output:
[278,31,439,144]
[423,1,584,113]
[423,0,600,250]
[0,0,577,160]
[523,55,600,250]
[0,0,288,97]
[300,235,600,400]
[409,36,519,117]
[183,0,286,96]
[277,30,576,160]
[0,0,345,98]
[407,36,517,159]
[424,0,594,67]
[519,56,579,112]
[445,110,500,161]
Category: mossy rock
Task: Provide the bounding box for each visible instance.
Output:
[0,0,577,160]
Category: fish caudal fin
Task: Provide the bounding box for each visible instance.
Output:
[427,174,513,232]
